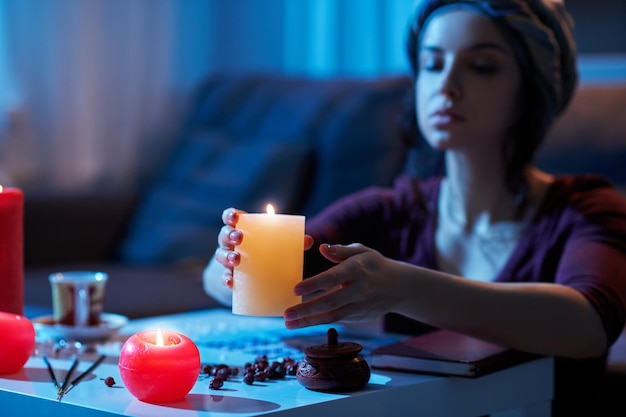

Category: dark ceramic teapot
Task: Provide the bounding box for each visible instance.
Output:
[296,327,371,392]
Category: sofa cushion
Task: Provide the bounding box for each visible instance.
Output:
[119,130,311,265]
[119,74,411,266]
[537,83,626,193]
[300,76,412,216]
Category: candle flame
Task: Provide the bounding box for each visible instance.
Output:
[266,204,275,215]
[0,185,3,193]
[156,328,164,346]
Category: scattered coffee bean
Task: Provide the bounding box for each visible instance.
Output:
[209,376,224,390]
[200,355,299,387]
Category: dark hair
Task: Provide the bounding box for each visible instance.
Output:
[402,0,577,213]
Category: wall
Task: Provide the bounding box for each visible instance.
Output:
[567,0,626,54]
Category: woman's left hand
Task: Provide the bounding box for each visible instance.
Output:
[284,243,402,329]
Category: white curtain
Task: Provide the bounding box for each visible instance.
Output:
[0,0,416,194]
[0,0,215,192]
[208,0,416,77]
[283,0,415,77]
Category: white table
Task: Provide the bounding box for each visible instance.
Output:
[0,309,554,417]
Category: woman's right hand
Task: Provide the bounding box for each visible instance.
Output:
[214,208,245,289]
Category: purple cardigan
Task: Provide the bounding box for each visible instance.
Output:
[305,174,626,344]
[304,174,626,415]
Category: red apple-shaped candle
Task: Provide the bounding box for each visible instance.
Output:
[118,329,201,403]
[0,312,36,374]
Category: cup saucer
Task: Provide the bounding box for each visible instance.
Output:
[32,313,129,342]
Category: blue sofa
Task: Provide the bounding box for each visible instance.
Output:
[24,73,626,318]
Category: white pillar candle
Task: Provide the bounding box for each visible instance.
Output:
[233,205,305,316]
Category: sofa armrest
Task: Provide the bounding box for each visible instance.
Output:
[24,191,137,266]
[24,262,219,319]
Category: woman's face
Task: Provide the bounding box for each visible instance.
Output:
[416,8,523,155]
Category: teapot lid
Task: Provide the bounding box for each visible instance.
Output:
[304,328,363,359]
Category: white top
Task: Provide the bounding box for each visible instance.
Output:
[435,179,531,281]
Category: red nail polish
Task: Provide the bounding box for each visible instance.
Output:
[285,309,298,320]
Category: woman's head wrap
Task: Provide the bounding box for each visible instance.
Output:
[403,0,579,210]
[407,0,578,116]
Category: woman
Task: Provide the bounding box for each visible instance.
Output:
[204,1,626,415]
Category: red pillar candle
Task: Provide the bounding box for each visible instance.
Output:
[0,186,24,315]
[0,312,36,374]
[118,329,201,403]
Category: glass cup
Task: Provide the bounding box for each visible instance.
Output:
[48,271,108,326]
